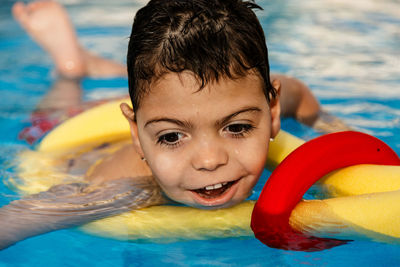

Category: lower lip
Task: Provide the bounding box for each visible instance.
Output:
[189,178,241,207]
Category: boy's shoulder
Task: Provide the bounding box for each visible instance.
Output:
[85,143,152,183]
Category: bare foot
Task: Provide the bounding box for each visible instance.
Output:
[12,0,86,78]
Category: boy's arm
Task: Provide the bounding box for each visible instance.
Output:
[0,177,164,250]
[272,74,320,125]
[273,74,352,132]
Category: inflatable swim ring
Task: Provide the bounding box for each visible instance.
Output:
[15,99,400,248]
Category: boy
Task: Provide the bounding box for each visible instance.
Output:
[0,0,344,249]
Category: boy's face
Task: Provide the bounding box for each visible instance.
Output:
[125,71,280,209]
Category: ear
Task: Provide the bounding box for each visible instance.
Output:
[120,103,145,158]
[269,79,281,139]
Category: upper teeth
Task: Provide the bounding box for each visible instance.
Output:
[205,182,228,190]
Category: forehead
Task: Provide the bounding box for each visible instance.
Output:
[135,71,267,121]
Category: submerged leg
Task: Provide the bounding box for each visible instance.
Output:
[36,77,82,111]
[12,1,127,144]
[0,177,165,250]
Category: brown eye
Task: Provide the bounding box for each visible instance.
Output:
[227,124,246,133]
[224,123,255,138]
[157,132,184,147]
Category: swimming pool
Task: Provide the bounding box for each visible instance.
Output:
[1,0,400,265]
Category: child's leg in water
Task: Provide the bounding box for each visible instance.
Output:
[13,0,127,143]
[12,0,126,79]
[12,0,85,78]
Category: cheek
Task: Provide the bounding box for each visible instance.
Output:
[239,116,271,174]
[237,136,269,175]
[249,146,268,177]
[147,152,184,188]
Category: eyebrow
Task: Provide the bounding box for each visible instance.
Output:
[144,107,262,128]
[216,107,262,127]
[144,118,193,128]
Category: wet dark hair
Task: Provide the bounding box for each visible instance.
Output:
[127,0,276,112]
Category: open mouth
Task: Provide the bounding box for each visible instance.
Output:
[192,180,237,199]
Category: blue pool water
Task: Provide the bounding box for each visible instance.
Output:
[1,0,400,266]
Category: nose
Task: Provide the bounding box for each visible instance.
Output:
[191,138,229,171]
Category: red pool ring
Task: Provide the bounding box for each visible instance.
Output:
[251,131,400,252]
